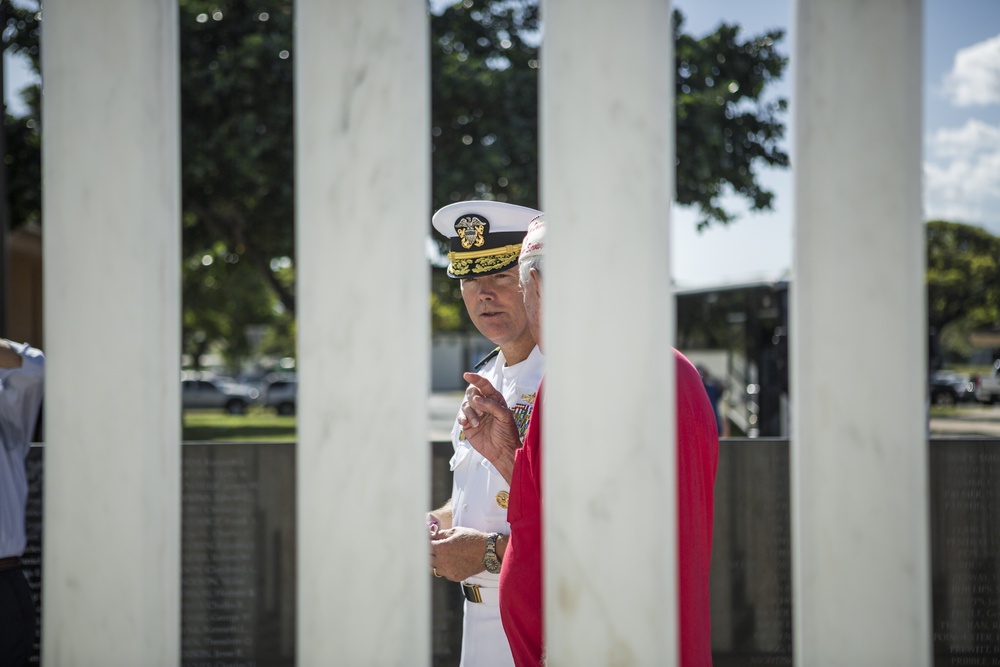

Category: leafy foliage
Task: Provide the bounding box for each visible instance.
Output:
[2,3,42,230]
[3,110,40,229]
[4,0,791,348]
[428,1,789,330]
[1,4,39,69]
[429,3,788,228]
[182,243,294,369]
[431,0,541,211]
[926,221,1000,359]
[673,11,789,228]
[179,0,296,366]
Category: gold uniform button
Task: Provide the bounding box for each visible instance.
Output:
[496,491,509,509]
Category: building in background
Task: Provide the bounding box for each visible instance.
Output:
[677,279,790,438]
[7,223,43,348]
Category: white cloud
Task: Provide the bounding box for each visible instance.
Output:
[944,33,1000,107]
[930,118,1000,157]
[924,119,1000,231]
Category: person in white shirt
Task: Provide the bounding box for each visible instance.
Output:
[0,338,45,667]
[428,201,545,667]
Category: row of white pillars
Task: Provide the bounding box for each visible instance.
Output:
[42,1,181,665]
[294,0,430,663]
[792,0,929,664]
[38,0,928,664]
[543,0,678,664]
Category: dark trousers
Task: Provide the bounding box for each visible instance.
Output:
[0,567,36,667]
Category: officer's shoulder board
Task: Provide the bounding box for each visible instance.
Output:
[473,347,501,371]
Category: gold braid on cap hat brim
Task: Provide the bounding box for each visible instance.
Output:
[448,243,523,276]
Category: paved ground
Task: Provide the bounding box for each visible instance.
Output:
[428,391,464,442]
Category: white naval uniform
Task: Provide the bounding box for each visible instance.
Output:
[450,345,544,667]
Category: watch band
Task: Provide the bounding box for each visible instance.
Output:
[483,532,502,574]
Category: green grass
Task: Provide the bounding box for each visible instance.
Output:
[929,404,962,418]
[929,401,994,419]
[182,408,296,442]
[944,364,995,377]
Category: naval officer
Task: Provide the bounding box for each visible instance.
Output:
[428,200,545,667]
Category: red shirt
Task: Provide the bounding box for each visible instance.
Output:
[674,349,719,666]
[499,383,545,667]
[498,350,719,666]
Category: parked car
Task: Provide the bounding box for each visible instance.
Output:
[975,361,1000,404]
[182,375,260,415]
[263,378,297,415]
[929,370,976,406]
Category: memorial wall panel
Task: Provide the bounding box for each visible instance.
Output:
[710,439,792,666]
[181,443,296,667]
[21,439,1000,665]
[431,441,464,667]
[931,439,1000,667]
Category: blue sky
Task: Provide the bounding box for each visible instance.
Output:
[672,0,1000,287]
[5,1,998,287]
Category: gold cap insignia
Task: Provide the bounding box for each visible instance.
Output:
[455,215,488,250]
[496,490,509,509]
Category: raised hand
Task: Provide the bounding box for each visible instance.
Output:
[457,372,522,484]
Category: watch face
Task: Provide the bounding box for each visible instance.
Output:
[484,555,501,574]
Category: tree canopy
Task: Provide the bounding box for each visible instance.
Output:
[673,11,788,228]
[429,2,789,225]
[431,1,541,210]
[428,1,789,331]
[2,3,42,231]
[3,0,791,360]
[179,0,296,367]
[926,220,1000,362]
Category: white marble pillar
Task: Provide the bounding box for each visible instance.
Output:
[792,1,929,664]
[295,1,430,664]
[41,1,180,664]
[542,0,677,664]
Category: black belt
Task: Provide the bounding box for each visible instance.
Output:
[463,583,483,603]
[0,557,22,572]
[462,583,499,604]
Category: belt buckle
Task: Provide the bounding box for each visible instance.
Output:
[462,583,483,603]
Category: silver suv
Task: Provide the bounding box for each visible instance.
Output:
[182,375,260,415]
[263,378,297,415]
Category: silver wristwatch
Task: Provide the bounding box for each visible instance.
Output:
[483,532,502,574]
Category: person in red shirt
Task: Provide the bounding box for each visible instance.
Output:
[459,214,719,666]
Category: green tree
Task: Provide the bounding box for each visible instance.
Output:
[2,3,42,231]
[431,0,540,210]
[926,220,1000,361]
[429,1,789,329]
[429,3,788,224]
[183,243,294,369]
[674,11,788,228]
[180,0,296,366]
[5,1,790,347]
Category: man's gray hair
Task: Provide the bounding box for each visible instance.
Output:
[518,212,546,286]
[519,255,543,286]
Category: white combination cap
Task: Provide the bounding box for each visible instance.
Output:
[432,200,542,278]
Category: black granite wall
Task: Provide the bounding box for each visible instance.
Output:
[21,438,1000,665]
